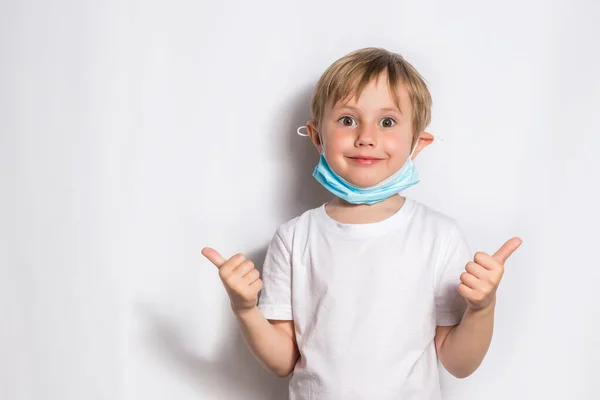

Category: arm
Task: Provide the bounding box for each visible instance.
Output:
[435,296,496,379]
[234,308,299,377]
[435,236,522,378]
[201,247,299,378]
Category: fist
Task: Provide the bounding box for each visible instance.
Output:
[201,247,263,313]
[458,237,522,311]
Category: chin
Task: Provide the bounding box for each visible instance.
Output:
[343,174,386,188]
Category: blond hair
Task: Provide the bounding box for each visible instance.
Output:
[309,47,432,145]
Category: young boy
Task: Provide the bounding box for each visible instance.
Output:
[202,47,522,399]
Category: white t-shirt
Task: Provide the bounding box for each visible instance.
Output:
[257,197,471,400]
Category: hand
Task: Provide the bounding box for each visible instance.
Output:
[458,237,522,311]
[201,247,263,313]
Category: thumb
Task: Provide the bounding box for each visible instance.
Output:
[201,247,227,268]
[492,237,523,265]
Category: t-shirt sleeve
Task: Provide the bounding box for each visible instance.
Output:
[434,221,472,326]
[257,228,293,320]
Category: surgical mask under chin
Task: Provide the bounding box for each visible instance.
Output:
[296,125,421,205]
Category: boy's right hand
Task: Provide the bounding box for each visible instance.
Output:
[201,247,263,313]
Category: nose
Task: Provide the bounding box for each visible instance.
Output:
[355,125,376,147]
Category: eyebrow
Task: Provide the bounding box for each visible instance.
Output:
[336,105,403,115]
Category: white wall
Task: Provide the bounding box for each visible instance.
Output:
[2,1,599,399]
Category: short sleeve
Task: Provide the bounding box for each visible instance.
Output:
[434,222,472,326]
[257,229,293,320]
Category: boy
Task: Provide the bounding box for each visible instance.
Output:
[202,47,522,399]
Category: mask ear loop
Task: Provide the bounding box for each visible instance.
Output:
[409,137,420,159]
[297,126,309,137]
[409,133,446,159]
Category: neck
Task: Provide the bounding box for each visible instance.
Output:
[325,194,406,224]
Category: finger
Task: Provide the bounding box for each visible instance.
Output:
[492,237,523,264]
[219,253,246,276]
[460,271,480,290]
[473,252,498,271]
[457,282,476,299]
[249,278,263,292]
[201,247,227,268]
[242,268,261,284]
[465,261,489,279]
[233,259,255,277]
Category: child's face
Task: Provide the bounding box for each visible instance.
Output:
[307,72,430,188]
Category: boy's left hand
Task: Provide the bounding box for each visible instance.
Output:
[458,237,523,311]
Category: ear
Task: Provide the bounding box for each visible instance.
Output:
[306,119,323,153]
[411,131,435,159]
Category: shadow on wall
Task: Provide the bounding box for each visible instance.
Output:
[274,84,333,222]
[136,249,290,400]
[137,87,330,399]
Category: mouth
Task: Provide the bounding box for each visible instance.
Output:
[347,156,384,166]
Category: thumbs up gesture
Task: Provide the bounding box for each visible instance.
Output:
[458,237,523,311]
[201,247,263,313]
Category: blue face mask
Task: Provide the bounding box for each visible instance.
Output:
[297,125,424,205]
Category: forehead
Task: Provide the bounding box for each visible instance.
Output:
[330,73,410,112]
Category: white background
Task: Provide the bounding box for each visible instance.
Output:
[1,1,599,399]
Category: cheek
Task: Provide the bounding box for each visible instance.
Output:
[324,130,352,153]
[381,136,408,158]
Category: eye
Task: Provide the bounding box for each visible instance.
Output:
[380,117,396,128]
[338,116,357,127]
